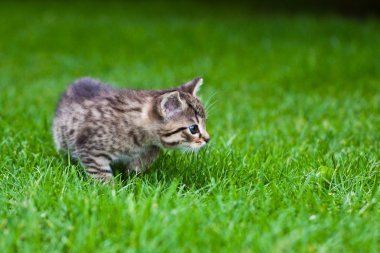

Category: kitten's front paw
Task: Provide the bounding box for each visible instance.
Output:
[88,172,114,185]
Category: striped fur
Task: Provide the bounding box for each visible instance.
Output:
[53,77,210,182]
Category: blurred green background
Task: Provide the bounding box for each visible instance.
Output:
[0,1,379,252]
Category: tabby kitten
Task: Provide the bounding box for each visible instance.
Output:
[53,77,210,182]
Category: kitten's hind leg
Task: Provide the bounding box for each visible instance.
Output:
[79,152,114,183]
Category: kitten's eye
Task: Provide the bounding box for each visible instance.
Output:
[188,125,199,135]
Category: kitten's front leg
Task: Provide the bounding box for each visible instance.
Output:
[79,152,114,183]
[127,146,160,174]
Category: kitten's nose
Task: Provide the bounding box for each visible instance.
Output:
[203,133,210,143]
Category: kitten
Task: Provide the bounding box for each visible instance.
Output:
[53,77,210,182]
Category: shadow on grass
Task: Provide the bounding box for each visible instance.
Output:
[54,146,240,193]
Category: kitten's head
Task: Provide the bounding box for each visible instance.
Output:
[155,77,210,151]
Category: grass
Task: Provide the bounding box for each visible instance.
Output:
[1,1,380,252]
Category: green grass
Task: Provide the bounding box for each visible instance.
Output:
[1,1,380,252]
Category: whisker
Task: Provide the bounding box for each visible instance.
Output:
[204,92,217,113]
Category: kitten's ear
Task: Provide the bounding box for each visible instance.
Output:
[158,91,185,119]
[179,77,203,96]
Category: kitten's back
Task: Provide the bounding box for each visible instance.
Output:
[53,78,113,151]
[58,78,112,106]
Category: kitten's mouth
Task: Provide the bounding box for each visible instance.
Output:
[187,142,207,150]
[169,141,206,152]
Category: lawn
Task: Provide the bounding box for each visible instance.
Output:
[0,1,379,252]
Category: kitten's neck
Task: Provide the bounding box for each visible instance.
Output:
[142,96,164,146]
[120,92,162,146]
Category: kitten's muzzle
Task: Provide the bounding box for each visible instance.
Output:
[202,132,210,143]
